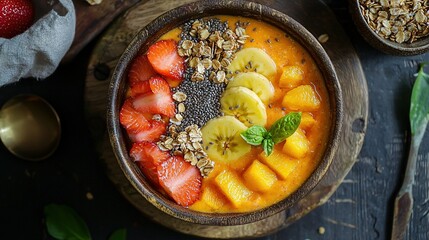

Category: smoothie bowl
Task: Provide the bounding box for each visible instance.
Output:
[108,0,343,226]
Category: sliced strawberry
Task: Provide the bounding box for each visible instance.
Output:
[128,55,157,86]
[128,120,166,142]
[130,81,151,98]
[147,40,185,81]
[158,156,202,206]
[130,142,170,185]
[120,100,150,133]
[149,76,171,94]
[132,77,175,117]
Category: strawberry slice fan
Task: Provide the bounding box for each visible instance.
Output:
[0,0,76,87]
[119,37,208,207]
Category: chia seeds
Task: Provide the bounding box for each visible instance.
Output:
[173,73,225,131]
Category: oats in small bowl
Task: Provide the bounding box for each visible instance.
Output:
[350,0,429,55]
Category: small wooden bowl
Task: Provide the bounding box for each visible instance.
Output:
[349,0,429,55]
[108,0,343,226]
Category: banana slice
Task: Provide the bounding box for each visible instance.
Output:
[227,72,274,104]
[201,116,250,163]
[221,86,267,127]
[227,48,277,79]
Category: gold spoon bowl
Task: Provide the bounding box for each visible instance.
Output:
[0,94,61,161]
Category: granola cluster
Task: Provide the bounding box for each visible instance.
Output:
[178,19,249,83]
[158,125,214,177]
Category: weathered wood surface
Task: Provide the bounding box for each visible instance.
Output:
[63,0,144,62]
[84,0,368,238]
[2,0,429,240]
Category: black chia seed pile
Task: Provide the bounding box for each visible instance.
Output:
[173,68,225,130]
[171,18,232,131]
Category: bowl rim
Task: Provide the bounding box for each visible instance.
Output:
[108,0,343,226]
[349,0,429,55]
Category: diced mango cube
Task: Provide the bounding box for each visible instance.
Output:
[279,66,304,88]
[259,149,298,179]
[283,128,310,159]
[282,85,321,111]
[300,112,316,130]
[215,170,252,207]
[243,160,278,192]
[201,186,228,210]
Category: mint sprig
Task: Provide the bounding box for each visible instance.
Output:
[241,112,301,156]
[240,125,267,145]
[262,138,275,156]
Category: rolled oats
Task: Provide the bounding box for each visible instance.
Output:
[175,113,183,121]
[197,62,205,73]
[177,18,248,83]
[212,59,221,70]
[170,117,182,126]
[318,34,329,43]
[191,72,204,82]
[189,57,200,68]
[178,103,186,113]
[157,124,214,177]
[201,58,212,69]
[172,91,187,102]
[359,0,429,43]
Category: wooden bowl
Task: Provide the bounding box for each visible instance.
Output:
[349,0,429,55]
[107,0,343,226]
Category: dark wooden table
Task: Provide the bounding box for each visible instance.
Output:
[1,0,428,239]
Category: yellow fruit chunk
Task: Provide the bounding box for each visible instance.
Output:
[243,160,278,192]
[215,170,252,207]
[283,128,310,159]
[279,66,304,89]
[259,149,298,179]
[282,85,321,111]
[300,112,316,130]
[201,186,228,210]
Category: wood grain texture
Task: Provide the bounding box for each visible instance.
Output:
[84,0,368,238]
[348,57,429,240]
[63,0,144,62]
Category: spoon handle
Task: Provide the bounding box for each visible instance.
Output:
[391,132,424,240]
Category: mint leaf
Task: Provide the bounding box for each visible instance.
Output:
[262,138,274,156]
[269,112,302,143]
[241,125,267,145]
[410,63,429,136]
[44,204,92,240]
[109,228,127,240]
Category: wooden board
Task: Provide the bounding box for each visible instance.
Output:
[63,0,144,62]
[84,0,368,238]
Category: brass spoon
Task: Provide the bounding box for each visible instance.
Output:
[0,95,61,161]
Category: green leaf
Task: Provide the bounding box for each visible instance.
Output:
[410,64,429,136]
[240,125,267,145]
[262,138,274,156]
[108,228,127,240]
[269,112,302,143]
[44,204,92,240]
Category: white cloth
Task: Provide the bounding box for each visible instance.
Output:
[0,0,76,86]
